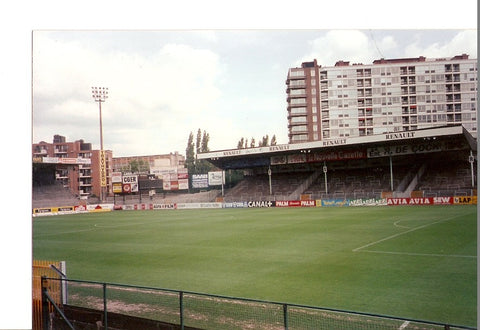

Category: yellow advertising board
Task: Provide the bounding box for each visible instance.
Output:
[453,196,477,205]
[112,182,123,193]
[100,150,107,187]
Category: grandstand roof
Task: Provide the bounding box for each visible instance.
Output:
[198,125,476,170]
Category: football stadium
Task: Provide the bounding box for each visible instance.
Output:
[33,124,477,329]
[32,48,478,330]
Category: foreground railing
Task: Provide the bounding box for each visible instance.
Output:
[41,277,476,330]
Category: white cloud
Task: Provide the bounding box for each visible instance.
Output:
[299,29,477,68]
[299,30,378,66]
[404,30,477,58]
[33,32,224,156]
[377,35,397,56]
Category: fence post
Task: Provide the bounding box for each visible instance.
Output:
[179,291,184,330]
[41,276,49,330]
[283,304,288,330]
[103,283,108,330]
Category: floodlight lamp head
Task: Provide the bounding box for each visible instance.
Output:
[91,86,109,101]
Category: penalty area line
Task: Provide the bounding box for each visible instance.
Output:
[358,250,476,258]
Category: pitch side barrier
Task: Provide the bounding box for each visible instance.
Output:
[32,204,114,217]
[41,277,477,330]
[387,196,477,206]
[32,196,476,216]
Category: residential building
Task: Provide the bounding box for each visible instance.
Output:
[286,54,477,143]
[32,135,113,199]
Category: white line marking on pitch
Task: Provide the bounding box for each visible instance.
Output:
[399,321,409,329]
[393,220,410,229]
[358,250,476,258]
[35,228,95,237]
[94,222,146,228]
[353,214,464,253]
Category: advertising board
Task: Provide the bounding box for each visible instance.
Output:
[111,172,122,183]
[122,175,138,192]
[41,157,92,165]
[247,201,274,208]
[274,200,315,207]
[387,197,454,205]
[453,196,476,205]
[112,183,123,194]
[100,151,107,187]
[192,174,208,188]
[208,171,224,186]
[179,179,189,190]
[223,202,248,208]
[321,199,349,207]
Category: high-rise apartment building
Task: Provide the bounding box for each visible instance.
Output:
[286,54,477,143]
[32,135,113,198]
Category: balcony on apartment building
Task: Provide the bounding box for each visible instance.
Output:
[33,147,48,155]
[54,146,68,155]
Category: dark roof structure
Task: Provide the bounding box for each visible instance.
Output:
[198,125,476,171]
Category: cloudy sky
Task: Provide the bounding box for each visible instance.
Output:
[32,29,477,157]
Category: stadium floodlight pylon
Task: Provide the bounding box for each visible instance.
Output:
[91,86,108,202]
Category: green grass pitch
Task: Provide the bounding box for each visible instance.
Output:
[33,205,477,326]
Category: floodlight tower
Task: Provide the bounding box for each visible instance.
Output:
[92,86,108,202]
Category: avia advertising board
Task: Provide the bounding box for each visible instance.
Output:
[387,197,454,205]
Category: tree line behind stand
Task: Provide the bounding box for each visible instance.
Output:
[237,134,277,149]
[114,129,277,192]
[185,129,277,191]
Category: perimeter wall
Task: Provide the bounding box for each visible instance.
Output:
[32,195,477,217]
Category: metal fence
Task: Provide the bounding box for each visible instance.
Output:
[42,277,475,330]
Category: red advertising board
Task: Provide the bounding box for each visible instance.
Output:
[178,172,189,179]
[300,200,315,207]
[276,200,314,207]
[123,183,131,193]
[170,181,179,190]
